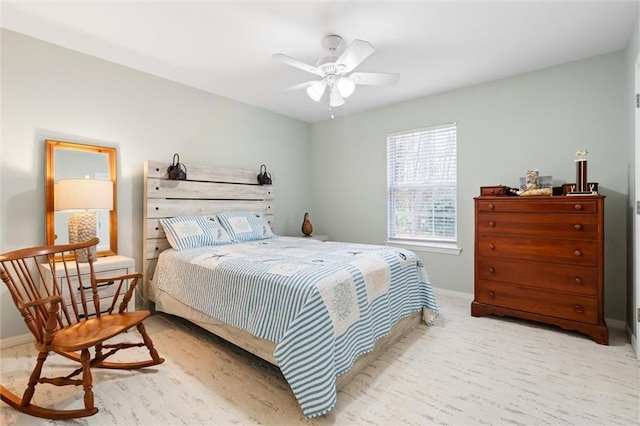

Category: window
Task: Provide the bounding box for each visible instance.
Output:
[387,123,457,250]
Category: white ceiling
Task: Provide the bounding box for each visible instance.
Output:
[1,1,638,123]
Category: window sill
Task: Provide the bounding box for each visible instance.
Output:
[384,240,462,255]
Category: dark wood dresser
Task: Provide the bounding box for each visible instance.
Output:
[471,194,608,344]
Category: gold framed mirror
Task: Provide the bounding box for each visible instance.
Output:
[45,140,117,257]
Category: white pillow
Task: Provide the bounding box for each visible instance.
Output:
[159,215,232,250]
[216,211,275,243]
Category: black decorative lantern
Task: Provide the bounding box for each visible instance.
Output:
[167,153,187,180]
[257,164,272,185]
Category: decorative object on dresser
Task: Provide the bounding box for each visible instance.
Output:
[471,191,608,344]
[568,149,598,195]
[563,182,599,195]
[480,185,518,196]
[301,212,313,236]
[0,238,164,419]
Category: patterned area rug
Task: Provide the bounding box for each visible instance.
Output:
[1,291,638,425]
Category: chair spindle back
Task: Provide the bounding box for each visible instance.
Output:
[0,238,101,343]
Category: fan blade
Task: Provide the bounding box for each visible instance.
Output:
[329,86,345,107]
[350,72,399,86]
[335,39,375,73]
[272,54,323,76]
[284,80,321,91]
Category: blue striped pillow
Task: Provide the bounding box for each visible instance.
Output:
[216,211,275,242]
[159,215,232,250]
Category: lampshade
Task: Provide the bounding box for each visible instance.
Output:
[56,179,113,212]
[56,178,113,262]
[336,77,356,98]
[306,81,326,102]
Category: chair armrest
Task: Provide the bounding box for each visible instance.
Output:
[17,295,62,310]
[95,272,143,314]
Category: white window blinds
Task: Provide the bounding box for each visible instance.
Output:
[387,123,457,244]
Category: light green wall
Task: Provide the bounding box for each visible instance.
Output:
[310,51,628,322]
[0,29,311,339]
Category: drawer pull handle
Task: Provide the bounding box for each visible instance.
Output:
[488,243,495,250]
[79,280,115,291]
[488,267,495,273]
[573,304,584,313]
[574,277,583,284]
[574,224,583,230]
[488,204,495,210]
[488,221,495,227]
[574,204,582,210]
[488,291,495,298]
[574,250,582,256]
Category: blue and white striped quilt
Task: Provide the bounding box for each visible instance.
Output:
[154,236,438,418]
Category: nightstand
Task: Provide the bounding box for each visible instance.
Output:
[41,255,137,316]
[304,234,329,242]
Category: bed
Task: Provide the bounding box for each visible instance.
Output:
[142,160,438,418]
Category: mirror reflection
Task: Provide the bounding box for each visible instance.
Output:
[45,140,117,257]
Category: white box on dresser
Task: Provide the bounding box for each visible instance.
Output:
[41,255,136,316]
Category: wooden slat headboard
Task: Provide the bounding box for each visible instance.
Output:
[142,160,274,304]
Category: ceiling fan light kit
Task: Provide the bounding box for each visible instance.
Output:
[274,35,399,111]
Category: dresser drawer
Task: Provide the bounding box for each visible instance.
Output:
[476,281,598,324]
[477,198,598,214]
[477,212,598,240]
[477,235,598,266]
[476,258,598,296]
[59,268,128,304]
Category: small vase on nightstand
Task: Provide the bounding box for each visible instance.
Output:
[301,212,313,236]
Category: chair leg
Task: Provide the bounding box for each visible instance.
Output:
[21,350,48,406]
[137,322,163,364]
[80,349,94,412]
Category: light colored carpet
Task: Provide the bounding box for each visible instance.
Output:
[1,290,638,425]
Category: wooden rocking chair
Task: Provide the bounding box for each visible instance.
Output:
[0,238,164,419]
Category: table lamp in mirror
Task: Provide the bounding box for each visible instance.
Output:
[55,178,113,262]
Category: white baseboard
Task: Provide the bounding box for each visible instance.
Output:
[606,318,626,331]
[627,324,639,359]
[0,332,32,349]
[432,286,473,301]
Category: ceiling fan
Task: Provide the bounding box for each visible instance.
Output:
[273,35,399,108]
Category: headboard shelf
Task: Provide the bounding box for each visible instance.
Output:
[142,160,275,305]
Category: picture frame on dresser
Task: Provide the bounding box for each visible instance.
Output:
[471,190,608,345]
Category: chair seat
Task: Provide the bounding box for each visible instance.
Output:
[51,310,151,352]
